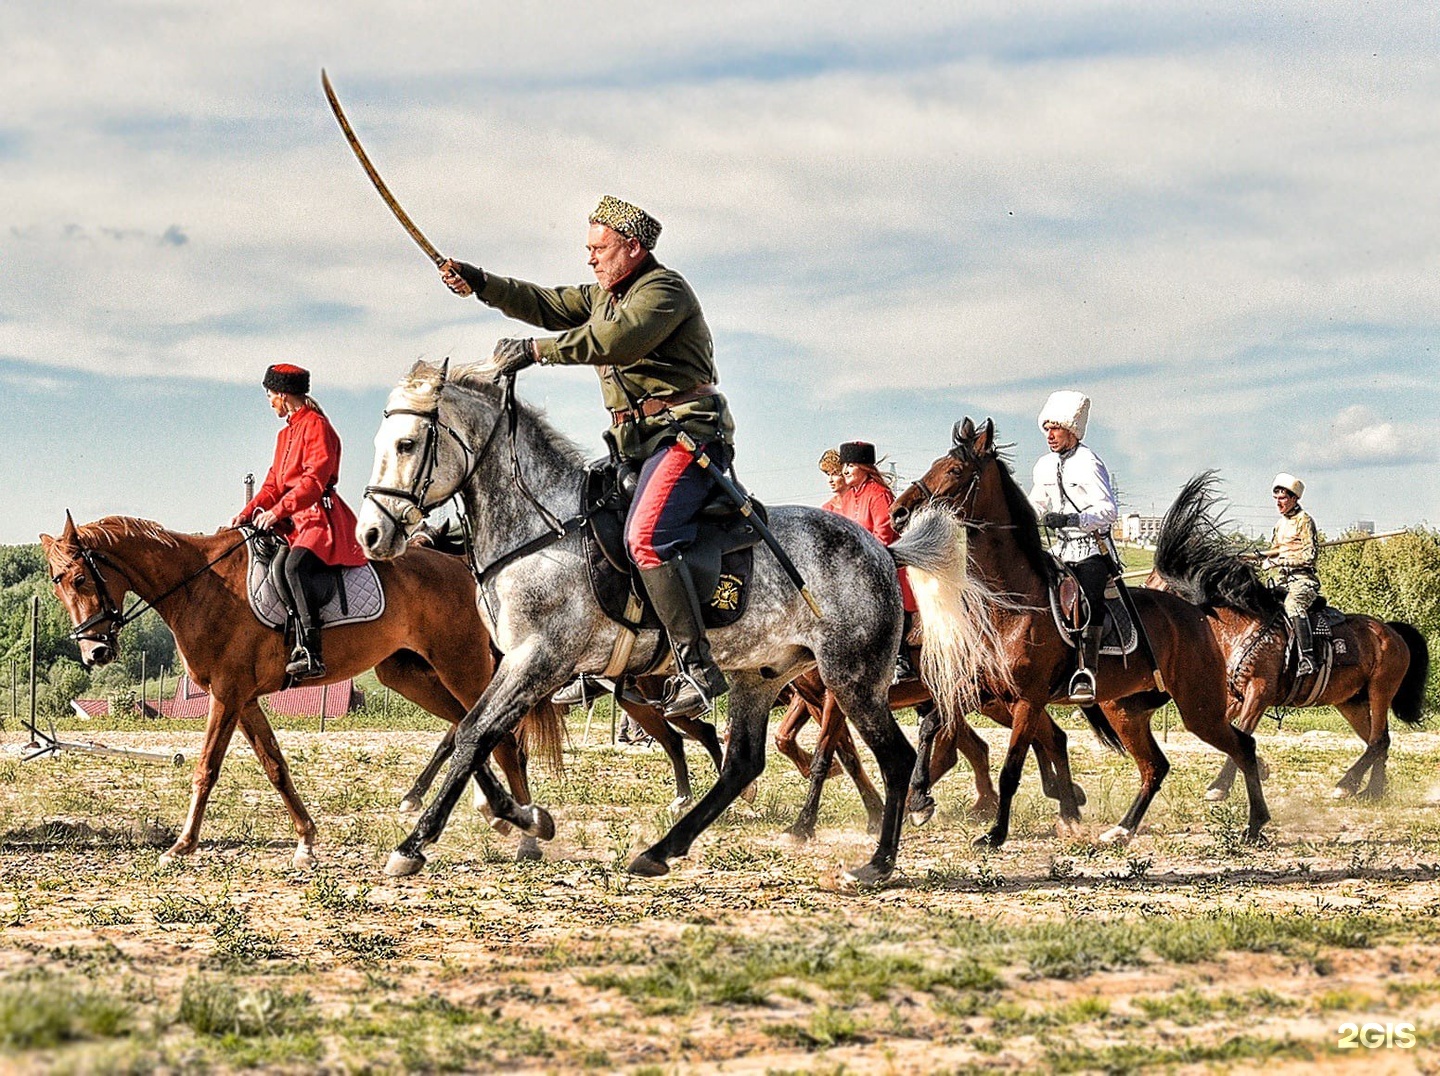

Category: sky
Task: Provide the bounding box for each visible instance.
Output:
[4,2,1438,545]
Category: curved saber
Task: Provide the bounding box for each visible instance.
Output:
[321,69,445,267]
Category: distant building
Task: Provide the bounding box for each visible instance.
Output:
[72,675,364,720]
[1121,512,1163,546]
[1350,520,1375,536]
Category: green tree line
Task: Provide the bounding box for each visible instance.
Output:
[0,542,177,722]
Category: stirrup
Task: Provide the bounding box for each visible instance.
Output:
[285,649,326,681]
[1295,653,1316,677]
[1068,669,1097,705]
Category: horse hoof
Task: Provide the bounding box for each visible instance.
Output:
[1072,783,1088,808]
[667,795,693,817]
[384,851,426,877]
[293,845,317,871]
[1328,786,1355,800]
[784,825,813,846]
[972,831,1004,850]
[1098,825,1132,846]
[739,781,758,805]
[1203,787,1229,802]
[837,862,892,892]
[521,805,556,841]
[628,853,670,878]
[515,838,543,863]
[489,817,515,837]
[398,797,422,815]
[909,806,936,827]
[1056,818,1086,841]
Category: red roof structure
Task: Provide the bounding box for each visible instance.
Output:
[74,676,364,719]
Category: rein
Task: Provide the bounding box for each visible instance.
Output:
[367,373,588,586]
[67,532,250,646]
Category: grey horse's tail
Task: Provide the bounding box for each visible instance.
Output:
[890,506,1018,728]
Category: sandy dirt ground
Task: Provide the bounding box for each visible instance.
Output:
[2,720,1439,1073]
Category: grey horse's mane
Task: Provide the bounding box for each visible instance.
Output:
[394,360,589,471]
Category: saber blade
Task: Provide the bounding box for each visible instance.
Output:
[320,69,445,267]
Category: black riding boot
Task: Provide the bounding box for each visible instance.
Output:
[1068,625,1102,704]
[893,612,917,685]
[640,556,728,718]
[285,625,326,680]
[1290,614,1316,676]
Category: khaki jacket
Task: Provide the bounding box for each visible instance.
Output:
[1269,506,1318,576]
[478,256,733,460]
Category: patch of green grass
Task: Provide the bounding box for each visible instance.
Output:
[176,975,316,1038]
[303,872,372,914]
[332,930,401,964]
[1023,921,1145,980]
[765,1004,867,1047]
[153,892,218,925]
[0,976,132,1049]
[210,906,285,967]
[1045,1033,1313,1072]
[81,904,134,927]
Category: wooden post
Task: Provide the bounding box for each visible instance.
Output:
[28,597,39,743]
[140,651,147,718]
[319,683,329,733]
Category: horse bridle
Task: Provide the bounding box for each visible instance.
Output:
[61,534,249,649]
[902,447,986,526]
[363,375,568,555]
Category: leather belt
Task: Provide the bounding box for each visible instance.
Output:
[609,384,718,426]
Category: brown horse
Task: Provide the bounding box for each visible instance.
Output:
[40,513,562,867]
[1145,472,1430,801]
[890,419,1271,847]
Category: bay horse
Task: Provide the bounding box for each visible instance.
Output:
[357,361,1014,888]
[40,513,562,867]
[890,418,1272,847]
[1146,472,1430,801]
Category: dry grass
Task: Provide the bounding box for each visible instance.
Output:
[2,705,1439,1072]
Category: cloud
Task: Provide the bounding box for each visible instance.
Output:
[1294,405,1436,470]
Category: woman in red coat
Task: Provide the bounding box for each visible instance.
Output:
[230,364,366,680]
[834,441,917,682]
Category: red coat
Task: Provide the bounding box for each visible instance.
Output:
[828,477,917,613]
[241,406,367,567]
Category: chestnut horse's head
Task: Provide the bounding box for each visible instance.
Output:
[891,417,996,533]
[39,511,124,668]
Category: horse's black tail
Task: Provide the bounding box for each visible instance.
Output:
[1387,621,1431,725]
[1078,704,1128,756]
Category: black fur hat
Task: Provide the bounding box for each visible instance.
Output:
[838,441,876,467]
[263,363,310,395]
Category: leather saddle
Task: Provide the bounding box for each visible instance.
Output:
[244,530,385,632]
[1050,563,1138,657]
[580,458,764,633]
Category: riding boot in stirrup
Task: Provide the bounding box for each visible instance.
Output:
[1290,615,1316,677]
[285,626,327,681]
[639,556,728,718]
[893,612,917,685]
[1068,625,1102,705]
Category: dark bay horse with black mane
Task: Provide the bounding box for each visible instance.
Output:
[890,419,1272,846]
[358,361,1015,888]
[1147,472,1429,801]
[41,513,561,867]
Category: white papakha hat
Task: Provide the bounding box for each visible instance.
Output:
[1272,472,1305,498]
[1038,390,1090,440]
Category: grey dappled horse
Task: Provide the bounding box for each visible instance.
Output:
[358,361,1012,888]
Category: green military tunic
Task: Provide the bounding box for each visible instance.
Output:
[1268,504,1320,617]
[476,255,734,461]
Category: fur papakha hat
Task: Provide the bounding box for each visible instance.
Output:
[818,449,842,475]
[589,195,662,250]
[263,363,310,396]
[1038,390,1090,440]
[838,441,877,467]
[1272,472,1305,499]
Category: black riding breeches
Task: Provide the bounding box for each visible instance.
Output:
[1068,554,1111,631]
[268,544,324,631]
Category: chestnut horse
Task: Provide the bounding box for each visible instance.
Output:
[40,513,562,867]
[1146,472,1430,801]
[890,419,1272,846]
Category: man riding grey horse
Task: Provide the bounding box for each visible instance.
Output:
[439,195,732,718]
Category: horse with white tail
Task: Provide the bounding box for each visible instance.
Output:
[358,360,1013,888]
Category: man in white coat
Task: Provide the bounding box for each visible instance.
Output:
[1029,390,1119,704]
